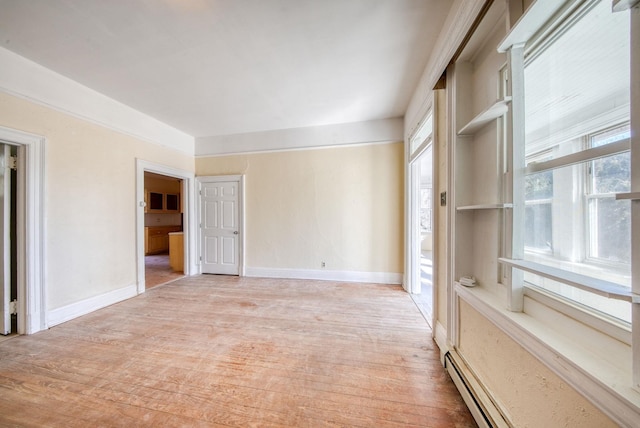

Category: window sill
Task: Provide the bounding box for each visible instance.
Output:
[454,282,640,427]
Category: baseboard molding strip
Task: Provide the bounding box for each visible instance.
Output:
[47,284,137,328]
[245,267,402,284]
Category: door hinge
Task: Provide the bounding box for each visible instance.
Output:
[9,299,17,315]
[8,155,17,171]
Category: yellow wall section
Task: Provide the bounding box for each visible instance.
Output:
[196,143,404,274]
[0,92,194,310]
[458,300,617,427]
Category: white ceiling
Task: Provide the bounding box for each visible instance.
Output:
[0,0,452,139]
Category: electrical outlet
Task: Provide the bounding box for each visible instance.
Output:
[321,261,326,268]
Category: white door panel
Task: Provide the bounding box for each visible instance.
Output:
[201,180,240,275]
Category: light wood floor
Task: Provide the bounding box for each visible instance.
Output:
[0,275,476,427]
[145,253,184,289]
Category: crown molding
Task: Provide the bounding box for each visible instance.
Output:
[0,47,194,155]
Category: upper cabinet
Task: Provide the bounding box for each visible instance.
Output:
[145,190,180,213]
[144,172,182,213]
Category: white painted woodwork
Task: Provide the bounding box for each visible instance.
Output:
[0,126,45,335]
[456,204,513,211]
[630,3,639,391]
[200,180,241,276]
[0,145,10,335]
[506,44,526,312]
[457,97,512,136]
[498,258,633,301]
[456,283,640,428]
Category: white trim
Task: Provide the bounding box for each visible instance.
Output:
[497,0,569,52]
[0,126,46,335]
[0,47,194,155]
[456,284,640,428]
[434,320,449,364]
[499,258,632,301]
[245,267,402,285]
[195,118,403,157]
[136,160,196,294]
[47,284,137,327]
[526,138,630,174]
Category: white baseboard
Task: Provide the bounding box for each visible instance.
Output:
[245,267,403,285]
[434,320,449,365]
[47,284,137,328]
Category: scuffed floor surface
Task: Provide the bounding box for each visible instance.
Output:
[0,275,476,427]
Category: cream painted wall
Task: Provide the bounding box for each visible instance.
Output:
[458,300,616,427]
[0,91,194,310]
[196,143,404,274]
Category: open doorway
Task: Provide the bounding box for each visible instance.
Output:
[411,147,434,325]
[143,171,185,289]
[0,144,17,339]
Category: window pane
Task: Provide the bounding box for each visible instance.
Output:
[525,203,552,251]
[591,152,630,194]
[588,197,631,264]
[410,114,433,155]
[524,1,629,155]
[525,170,553,200]
[591,123,630,148]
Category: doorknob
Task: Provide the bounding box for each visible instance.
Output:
[233,231,239,235]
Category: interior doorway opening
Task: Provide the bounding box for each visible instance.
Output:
[143,171,185,289]
[0,144,18,338]
[411,147,434,325]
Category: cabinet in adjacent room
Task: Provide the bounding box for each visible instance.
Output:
[145,226,182,255]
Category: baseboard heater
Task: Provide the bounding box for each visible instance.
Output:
[444,351,509,428]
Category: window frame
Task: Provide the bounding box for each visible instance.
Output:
[498,0,639,393]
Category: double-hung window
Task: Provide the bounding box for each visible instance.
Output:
[500,0,638,392]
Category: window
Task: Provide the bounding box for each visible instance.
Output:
[524,152,553,253]
[586,125,631,265]
[514,0,632,323]
[409,112,433,159]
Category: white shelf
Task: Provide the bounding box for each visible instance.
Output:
[497,0,566,52]
[498,258,633,302]
[457,97,511,136]
[615,192,640,201]
[456,203,513,211]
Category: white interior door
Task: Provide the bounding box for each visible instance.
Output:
[0,145,11,335]
[200,179,240,275]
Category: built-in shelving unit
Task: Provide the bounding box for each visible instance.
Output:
[451,15,512,292]
[457,97,512,136]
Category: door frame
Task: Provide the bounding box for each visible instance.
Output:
[136,159,195,294]
[0,126,46,335]
[197,175,245,276]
